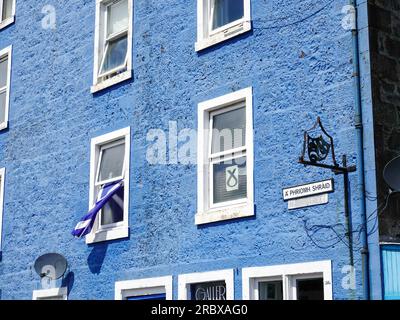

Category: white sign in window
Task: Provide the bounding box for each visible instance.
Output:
[190,281,227,301]
[178,269,234,300]
[196,87,254,225]
[210,104,247,205]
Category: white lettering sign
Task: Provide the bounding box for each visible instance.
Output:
[283,179,334,201]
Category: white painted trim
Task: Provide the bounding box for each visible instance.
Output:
[91,0,133,92]
[178,269,234,300]
[0,0,15,30]
[32,287,68,300]
[197,87,254,225]
[0,167,5,251]
[0,45,12,130]
[195,0,251,51]
[242,260,333,300]
[86,126,131,244]
[115,276,173,300]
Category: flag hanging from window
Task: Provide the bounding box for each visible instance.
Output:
[72,180,124,238]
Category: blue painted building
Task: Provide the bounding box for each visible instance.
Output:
[0,0,398,300]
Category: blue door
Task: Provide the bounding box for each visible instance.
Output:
[381,245,400,300]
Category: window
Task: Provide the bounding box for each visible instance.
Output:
[32,287,68,300]
[196,87,254,225]
[92,0,133,93]
[242,260,332,300]
[115,276,173,300]
[0,168,4,251]
[0,0,15,29]
[196,0,251,51]
[0,46,11,130]
[86,127,130,244]
[178,269,234,300]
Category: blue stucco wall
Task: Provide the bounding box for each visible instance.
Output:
[0,0,379,299]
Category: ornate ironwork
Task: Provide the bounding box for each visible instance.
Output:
[299,117,356,174]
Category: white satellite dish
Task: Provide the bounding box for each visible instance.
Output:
[383,155,400,191]
[33,253,68,280]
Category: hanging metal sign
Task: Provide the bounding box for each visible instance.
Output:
[282,179,334,201]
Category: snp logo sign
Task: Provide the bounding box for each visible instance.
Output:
[226,165,239,191]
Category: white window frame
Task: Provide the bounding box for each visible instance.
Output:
[242,260,333,300]
[0,0,15,30]
[195,0,251,52]
[0,45,12,130]
[91,0,133,93]
[32,287,68,300]
[178,269,234,300]
[196,87,254,225]
[86,127,130,244]
[0,168,5,251]
[115,276,173,300]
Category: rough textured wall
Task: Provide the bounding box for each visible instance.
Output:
[369,0,400,242]
[0,0,368,299]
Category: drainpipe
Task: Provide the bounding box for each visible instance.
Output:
[349,0,370,300]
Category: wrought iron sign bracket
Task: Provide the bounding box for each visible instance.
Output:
[298,117,356,175]
[298,116,356,269]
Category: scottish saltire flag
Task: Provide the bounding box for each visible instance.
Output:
[72,180,124,238]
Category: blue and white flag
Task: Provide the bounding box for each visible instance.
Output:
[72,180,124,238]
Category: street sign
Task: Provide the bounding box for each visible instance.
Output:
[282,179,334,201]
[288,194,329,210]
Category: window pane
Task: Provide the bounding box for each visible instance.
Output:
[211,106,246,154]
[0,57,8,88]
[2,0,13,20]
[98,142,125,182]
[190,281,226,300]
[213,156,247,204]
[296,278,324,300]
[259,281,283,300]
[101,186,124,225]
[212,0,244,30]
[100,36,128,75]
[107,0,129,36]
[0,91,6,124]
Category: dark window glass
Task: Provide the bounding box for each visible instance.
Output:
[101,186,124,226]
[296,278,324,300]
[258,280,283,300]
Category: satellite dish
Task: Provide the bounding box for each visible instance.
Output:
[383,155,400,191]
[34,253,68,280]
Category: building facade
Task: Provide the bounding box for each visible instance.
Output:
[0,0,398,300]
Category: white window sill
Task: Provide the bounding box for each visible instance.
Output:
[0,121,8,131]
[195,20,251,52]
[195,202,254,225]
[85,226,129,244]
[0,16,15,30]
[90,70,132,94]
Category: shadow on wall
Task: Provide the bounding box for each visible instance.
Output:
[87,243,109,274]
[61,271,75,294]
